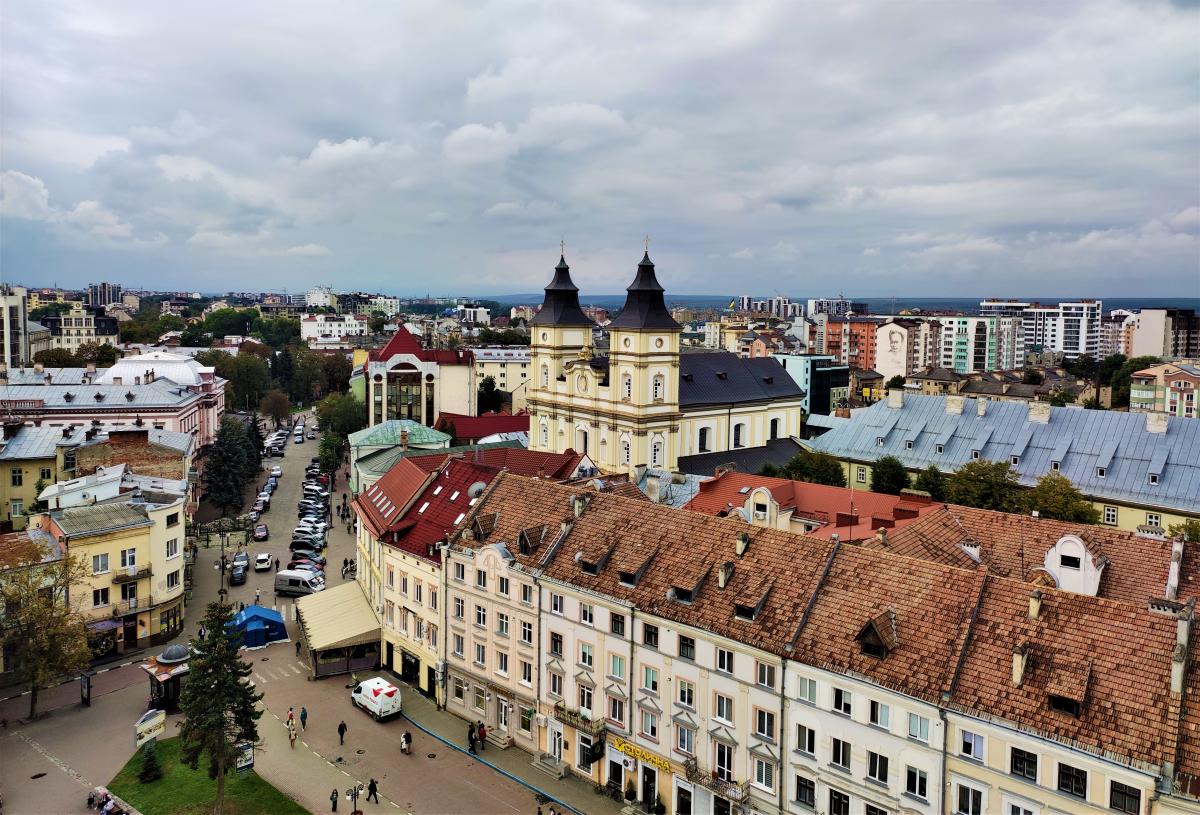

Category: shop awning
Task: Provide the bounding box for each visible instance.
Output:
[296,582,380,651]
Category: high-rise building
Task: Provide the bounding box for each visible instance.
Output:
[979,299,1102,359]
[875,318,942,381]
[85,281,123,307]
[1,285,31,368]
[1129,309,1200,359]
[938,315,1024,373]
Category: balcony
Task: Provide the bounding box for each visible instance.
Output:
[683,757,750,803]
[112,566,152,585]
[110,598,144,616]
[552,702,607,736]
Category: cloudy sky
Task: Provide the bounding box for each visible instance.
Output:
[2,1,1198,299]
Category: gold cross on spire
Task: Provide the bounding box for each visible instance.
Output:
[643,234,650,252]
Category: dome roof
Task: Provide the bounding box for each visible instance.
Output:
[158,643,191,664]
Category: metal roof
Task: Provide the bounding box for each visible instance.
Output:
[0,379,201,408]
[0,425,88,460]
[678,352,805,407]
[348,420,451,449]
[808,393,1200,514]
[53,502,151,538]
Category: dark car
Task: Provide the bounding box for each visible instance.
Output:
[253,524,269,541]
[229,563,248,585]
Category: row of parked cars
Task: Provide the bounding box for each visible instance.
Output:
[275,456,332,597]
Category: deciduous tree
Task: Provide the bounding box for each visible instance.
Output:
[884,375,906,390]
[913,465,946,502]
[1022,472,1099,522]
[178,601,262,815]
[33,348,80,367]
[477,376,504,414]
[945,460,1023,512]
[258,390,291,427]
[870,456,910,495]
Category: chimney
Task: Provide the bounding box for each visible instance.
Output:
[945,395,965,415]
[1146,411,1169,435]
[1012,642,1029,687]
[86,361,96,375]
[537,465,545,479]
[1166,537,1185,601]
[876,527,888,546]
[572,495,587,518]
[34,362,44,374]
[887,388,904,409]
[560,519,573,537]
[61,427,71,439]
[1028,401,1051,424]
[976,398,987,417]
[45,373,52,384]
[1172,607,1191,694]
[735,531,750,557]
[646,475,661,504]
[400,430,409,451]
[718,562,734,589]
[634,463,647,484]
[1028,589,1042,620]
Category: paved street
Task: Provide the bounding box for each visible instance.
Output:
[0,413,617,814]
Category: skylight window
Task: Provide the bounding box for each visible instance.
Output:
[454,513,465,524]
[433,486,442,495]
[450,491,460,501]
[418,501,430,513]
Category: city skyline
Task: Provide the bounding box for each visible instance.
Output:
[2,1,1198,298]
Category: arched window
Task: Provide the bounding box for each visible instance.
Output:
[652,374,665,401]
[540,364,549,388]
[620,437,631,465]
[698,427,710,452]
[576,427,589,453]
[733,423,745,448]
[651,439,664,467]
[622,373,632,401]
[769,418,780,440]
[540,423,549,447]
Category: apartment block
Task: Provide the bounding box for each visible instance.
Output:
[874,318,941,382]
[1129,309,1200,360]
[473,346,531,393]
[38,303,120,351]
[938,316,1024,373]
[1,285,31,369]
[979,300,1102,360]
[1130,362,1199,418]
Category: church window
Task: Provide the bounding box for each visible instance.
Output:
[698,427,710,453]
[651,439,664,467]
[621,437,631,465]
[652,374,665,401]
[622,373,632,401]
[540,423,549,447]
[541,365,549,388]
[733,423,745,448]
[770,418,781,440]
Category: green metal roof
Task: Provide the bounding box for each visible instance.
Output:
[357,439,524,477]
[348,420,451,449]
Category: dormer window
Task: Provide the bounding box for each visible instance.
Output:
[1051,461,1061,471]
[1060,554,1081,569]
[580,561,599,576]
[1011,455,1020,466]
[905,440,913,450]
[734,603,757,621]
[753,502,767,520]
[1148,473,1159,486]
[1049,695,1081,717]
[672,587,693,603]
[971,450,981,460]
[855,610,898,660]
[935,444,944,455]
[618,571,637,587]
[876,436,885,447]
[716,371,728,380]
[1095,467,1106,479]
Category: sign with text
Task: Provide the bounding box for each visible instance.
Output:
[134,709,166,748]
[609,735,671,773]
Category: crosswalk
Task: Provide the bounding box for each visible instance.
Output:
[249,659,308,685]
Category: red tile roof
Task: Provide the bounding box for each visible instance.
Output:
[404,446,584,480]
[352,457,431,539]
[683,470,942,541]
[435,411,530,442]
[386,459,503,563]
[368,324,472,365]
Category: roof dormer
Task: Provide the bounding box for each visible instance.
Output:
[1047,658,1091,718]
[856,609,899,660]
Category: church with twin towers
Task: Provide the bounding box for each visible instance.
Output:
[527,248,806,474]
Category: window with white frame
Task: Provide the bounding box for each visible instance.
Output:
[796,723,815,754]
[498,576,509,596]
[92,553,109,574]
[867,751,889,783]
[714,693,733,723]
[754,758,775,792]
[831,738,850,769]
[580,643,593,669]
[473,643,486,666]
[580,603,593,625]
[908,713,930,742]
[549,671,563,697]
[550,593,563,615]
[905,767,928,800]
[856,466,867,483]
[676,725,694,755]
[756,661,776,688]
[120,548,136,568]
[497,652,509,676]
[521,583,533,604]
[609,653,625,679]
[640,709,658,739]
[166,538,179,559]
[475,605,487,627]
[497,612,509,636]
[1103,505,1118,525]
[475,569,487,589]
[520,620,533,644]
[167,570,180,590]
[754,708,776,741]
[520,660,532,684]
[678,679,695,708]
[642,665,658,693]
[609,696,624,724]
[833,687,852,715]
[797,676,816,704]
[454,597,464,619]
[956,782,984,815]
[870,699,890,729]
[715,742,734,781]
[716,647,734,673]
[579,685,592,712]
[453,562,465,582]
[795,776,815,807]
[960,729,984,760]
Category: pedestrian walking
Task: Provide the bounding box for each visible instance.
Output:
[338,720,348,745]
[467,723,477,754]
[366,778,379,804]
[295,640,302,656]
[274,558,280,572]
[287,706,295,724]
[255,588,261,605]
[300,706,308,731]
[401,731,412,754]
[477,720,487,751]
[343,557,349,571]
[330,789,339,812]
[197,624,205,640]
[288,722,297,749]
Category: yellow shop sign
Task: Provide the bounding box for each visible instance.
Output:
[611,736,670,773]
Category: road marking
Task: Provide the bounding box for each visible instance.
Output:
[254,672,267,683]
[289,665,301,675]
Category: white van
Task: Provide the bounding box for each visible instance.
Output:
[274,569,324,597]
[351,677,402,720]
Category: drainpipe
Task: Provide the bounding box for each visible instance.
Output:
[534,566,544,754]
[938,706,949,815]
[777,655,789,815]
[437,541,450,710]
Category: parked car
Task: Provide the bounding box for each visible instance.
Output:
[252,499,266,514]
[289,553,327,568]
[295,520,328,534]
[229,563,248,585]
[232,551,250,568]
[254,552,273,571]
[270,465,283,478]
[257,493,272,508]
[288,548,323,565]
[253,524,270,541]
[293,436,304,445]
[275,569,323,597]
[249,510,261,522]
[289,563,325,580]
[291,532,324,547]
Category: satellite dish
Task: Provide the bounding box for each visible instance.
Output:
[467,481,487,498]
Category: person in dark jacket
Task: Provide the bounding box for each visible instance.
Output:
[338,719,348,745]
[330,789,338,812]
[467,723,477,754]
[366,778,379,804]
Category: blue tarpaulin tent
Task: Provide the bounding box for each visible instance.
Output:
[225,605,287,649]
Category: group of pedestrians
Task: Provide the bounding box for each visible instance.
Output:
[466,720,488,754]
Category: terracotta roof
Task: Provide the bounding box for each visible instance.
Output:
[948,576,1179,770]
[352,457,431,539]
[873,505,1189,605]
[683,470,942,542]
[386,459,502,563]
[1175,620,1200,793]
[435,411,530,441]
[369,324,472,365]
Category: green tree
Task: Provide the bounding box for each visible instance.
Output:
[204,418,256,515]
[1097,353,1126,387]
[884,375,906,390]
[1169,519,1200,542]
[870,456,910,495]
[203,308,256,340]
[0,542,92,719]
[198,351,272,412]
[77,341,120,367]
[322,353,353,394]
[178,601,263,815]
[290,347,328,404]
[179,325,211,347]
[250,316,301,349]
[1022,472,1100,522]
[778,450,847,487]
[1110,355,1162,408]
[1021,368,1044,385]
[29,302,72,322]
[316,393,366,439]
[368,312,388,334]
[913,465,947,502]
[1063,354,1098,381]
[258,389,291,427]
[271,346,295,392]
[138,740,164,783]
[1046,388,1073,407]
[33,348,81,367]
[478,376,504,413]
[945,460,1023,512]
[318,433,343,474]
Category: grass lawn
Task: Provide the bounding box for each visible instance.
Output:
[108,737,307,815]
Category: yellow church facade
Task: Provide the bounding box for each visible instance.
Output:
[527,252,805,475]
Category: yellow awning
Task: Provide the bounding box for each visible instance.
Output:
[296,582,380,651]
